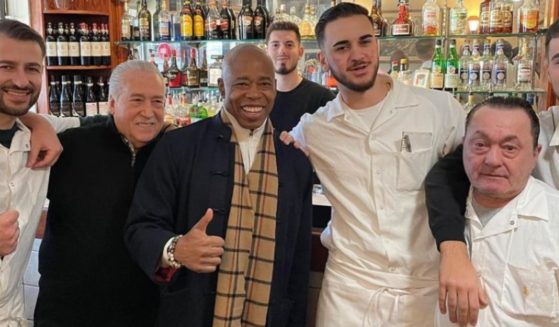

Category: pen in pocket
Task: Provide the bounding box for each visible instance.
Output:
[400,133,412,152]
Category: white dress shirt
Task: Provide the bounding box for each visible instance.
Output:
[534,106,559,189]
[0,117,79,324]
[436,177,559,326]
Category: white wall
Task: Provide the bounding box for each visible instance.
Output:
[5,0,29,24]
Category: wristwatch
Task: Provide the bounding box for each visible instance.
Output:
[166,235,183,269]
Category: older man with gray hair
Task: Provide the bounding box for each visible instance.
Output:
[33,60,168,326]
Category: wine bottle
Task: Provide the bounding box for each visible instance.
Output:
[46,22,58,66]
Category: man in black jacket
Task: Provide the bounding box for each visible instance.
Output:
[34,60,166,326]
[126,44,313,327]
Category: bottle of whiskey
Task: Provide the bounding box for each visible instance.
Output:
[187,47,200,88]
[369,0,386,37]
[391,0,412,36]
[518,0,539,33]
[422,0,440,36]
[199,49,208,87]
[167,49,183,88]
[299,3,315,39]
[138,0,152,41]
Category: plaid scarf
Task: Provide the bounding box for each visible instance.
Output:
[213,113,278,327]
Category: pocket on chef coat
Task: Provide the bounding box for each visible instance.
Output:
[396,132,433,191]
[501,263,559,319]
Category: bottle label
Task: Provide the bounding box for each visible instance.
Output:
[517,63,532,83]
[254,16,263,27]
[501,8,513,31]
[300,22,313,38]
[188,72,199,87]
[140,18,150,37]
[449,12,467,34]
[494,64,507,85]
[430,71,444,89]
[121,22,131,39]
[209,68,221,87]
[391,24,410,36]
[520,9,538,30]
[92,43,102,57]
[373,22,381,36]
[242,15,253,26]
[69,42,80,57]
[459,67,469,85]
[468,63,480,84]
[159,21,170,39]
[194,15,204,37]
[181,15,193,37]
[102,42,111,56]
[86,102,98,116]
[98,101,109,115]
[489,8,502,29]
[57,42,69,57]
[60,103,72,117]
[80,42,91,57]
[480,8,490,27]
[481,68,492,83]
[444,72,459,89]
[422,10,438,35]
[168,71,182,88]
[46,42,57,57]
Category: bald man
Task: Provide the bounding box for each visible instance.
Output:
[125,44,313,327]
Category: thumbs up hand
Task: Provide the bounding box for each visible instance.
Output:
[174,209,225,273]
[0,210,20,256]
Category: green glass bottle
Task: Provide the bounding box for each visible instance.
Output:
[430,39,445,90]
[444,39,460,91]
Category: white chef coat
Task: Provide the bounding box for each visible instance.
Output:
[534,106,559,189]
[0,117,79,325]
[436,177,559,326]
[291,79,465,325]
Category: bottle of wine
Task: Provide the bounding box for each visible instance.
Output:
[253,0,270,39]
[46,22,58,66]
[219,0,232,39]
[68,23,81,66]
[101,24,111,66]
[206,0,221,40]
[79,23,92,66]
[56,22,70,66]
[60,75,73,117]
[49,75,61,116]
[238,0,254,40]
[85,76,98,116]
[72,75,86,117]
[97,76,109,115]
[91,23,103,66]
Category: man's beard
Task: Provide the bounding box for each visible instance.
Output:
[0,84,39,117]
[275,63,298,75]
[329,61,378,93]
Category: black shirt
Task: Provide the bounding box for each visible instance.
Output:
[0,124,19,149]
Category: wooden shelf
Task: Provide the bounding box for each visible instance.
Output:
[43,10,109,16]
[46,65,112,70]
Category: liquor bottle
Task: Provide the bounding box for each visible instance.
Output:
[187,48,200,88]
[468,40,481,91]
[49,76,61,116]
[501,0,513,33]
[139,0,152,41]
[208,55,223,87]
[85,76,98,116]
[167,50,183,88]
[492,39,509,90]
[463,92,475,113]
[489,0,503,33]
[219,0,232,39]
[72,75,86,117]
[91,23,103,66]
[430,39,445,90]
[60,75,73,117]
[514,38,533,90]
[288,6,302,26]
[458,42,471,90]
[299,3,315,39]
[46,22,58,66]
[160,0,172,41]
[199,49,208,87]
[422,0,440,36]
[479,41,493,91]
[163,54,170,87]
[181,0,194,41]
[391,0,412,37]
[309,5,318,28]
[449,0,467,35]
[398,58,412,85]
[121,0,132,41]
[518,0,539,33]
[369,0,386,37]
[97,76,109,115]
[101,24,111,66]
[274,4,289,23]
[254,0,270,39]
[180,50,189,87]
[479,0,491,34]
[56,22,70,66]
[238,0,254,40]
[227,1,237,39]
[133,1,141,41]
[171,0,181,41]
[444,39,460,91]
[153,0,162,40]
[79,23,92,66]
[67,23,80,66]
[389,60,399,81]
[193,0,206,40]
[205,0,220,39]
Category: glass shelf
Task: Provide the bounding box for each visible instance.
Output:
[116,39,266,47]
[447,32,543,39]
[453,88,545,94]
[167,86,219,92]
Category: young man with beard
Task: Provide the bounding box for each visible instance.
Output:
[285,3,465,325]
[265,21,335,132]
[0,19,67,324]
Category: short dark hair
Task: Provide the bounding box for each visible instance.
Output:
[266,21,301,44]
[0,19,45,58]
[466,96,540,149]
[545,19,559,57]
[315,2,373,48]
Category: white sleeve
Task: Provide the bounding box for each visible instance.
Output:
[40,115,81,133]
[440,94,466,157]
[289,113,311,153]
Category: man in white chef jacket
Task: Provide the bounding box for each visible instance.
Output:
[436,96,559,326]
